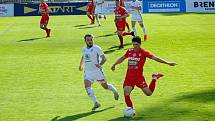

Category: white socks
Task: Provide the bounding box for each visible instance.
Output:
[86,87,97,104]
[132,27,137,36]
[108,84,117,93]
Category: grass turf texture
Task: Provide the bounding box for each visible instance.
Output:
[0,13,215,121]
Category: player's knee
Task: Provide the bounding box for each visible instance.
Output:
[146,92,152,96]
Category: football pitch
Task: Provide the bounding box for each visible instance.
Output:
[0,13,215,121]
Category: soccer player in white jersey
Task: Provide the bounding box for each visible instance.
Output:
[94,0,106,26]
[79,34,119,111]
[130,0,147,41]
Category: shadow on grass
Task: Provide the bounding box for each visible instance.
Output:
[174,89,215,103]
[109,89,215,121]
[104,43,132,54]
[78,26,97,29]
[73,24,89,27]
[51,106,114,121]
[95,33,116,38]
[16,37,46,42]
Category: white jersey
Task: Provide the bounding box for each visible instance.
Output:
[82,45,104,73]
[130,0,141,16]
[95,0,103,14]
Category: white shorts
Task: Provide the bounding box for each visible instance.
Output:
[84,69,106,83]
[95,5,102,14]
[131,14,143,22]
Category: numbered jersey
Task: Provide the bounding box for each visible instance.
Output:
[82,45,104,73]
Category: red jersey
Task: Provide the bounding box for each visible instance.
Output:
[124,48,153,77]
[114,6,127,23]
[39,2,49,15]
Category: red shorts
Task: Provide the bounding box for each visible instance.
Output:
[40,15,49,25]
[115,21,126,31]
[87,6,95,14]
[123,76,148,89]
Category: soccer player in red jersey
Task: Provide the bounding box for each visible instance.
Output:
[39,0,51,37]
[119,0,131,32]
[86,0,95,24]
[114,0,134,49]
[111,36,177,111]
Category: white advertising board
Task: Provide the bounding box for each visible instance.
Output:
[102,1,134,14]
[0,4,14,17]
[186,0,215,12]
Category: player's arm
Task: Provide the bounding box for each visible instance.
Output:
[151,56,177,66]
[111,55,126,71]
[95,54,107,68]
[79,56,84,71]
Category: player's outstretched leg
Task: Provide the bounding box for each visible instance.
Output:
[149,73,164,93]
[107,84,119,100]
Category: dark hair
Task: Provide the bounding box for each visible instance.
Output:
[115,0,119,1]
[84,34,93,40]
[132,36,141,44]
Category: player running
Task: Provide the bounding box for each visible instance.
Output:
[130,0,147,41]
[94,0,106,26]
[111,36,176,111]
[86,0,95,24]
[114,0,134,49]
[39,0,51,37]
[119,0,131,32]
[79,34,119,111]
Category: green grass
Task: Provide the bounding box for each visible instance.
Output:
[0,13,215,121]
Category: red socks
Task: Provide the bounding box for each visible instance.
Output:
[124,95,133,108]
[149,79,156,93]
[122,32,132,36]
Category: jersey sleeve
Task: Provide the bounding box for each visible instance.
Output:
[95,46,104,56]
[143,50,154,59]
[124,49,130,58]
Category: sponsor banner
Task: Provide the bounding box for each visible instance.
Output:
[102,1,134,14]
[0,4,14,17]
[186,0,215,12]
[14,2,87,16]
[143,0,186,13]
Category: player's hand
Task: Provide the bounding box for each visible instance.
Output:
[95,64,101,68]
[168,62,177,66]
[79,66,83,71]
[111,65,115,71]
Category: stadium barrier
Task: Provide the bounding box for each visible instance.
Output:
[0,0,215,17]
[143,0,186,13]
[0,4,14,16]
[186,0,215,12]
[14,2,87,16]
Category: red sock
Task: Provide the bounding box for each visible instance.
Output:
[118,35,123,46]
[122,32,132,36]
[87,15,93,21]
[124,95,133,108]
[149,79,156,93]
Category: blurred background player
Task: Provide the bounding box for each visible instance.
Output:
[111,36,177,111]
[130,0,147,41]
[79,34,119,111]
[119,0,131,32]
[114,0,134,49]
[94,0,106,26]
[39,0,51,37]
[86,0,95,24]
